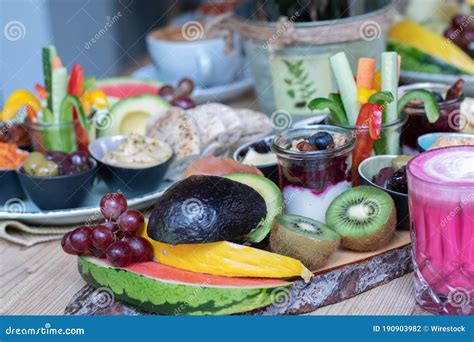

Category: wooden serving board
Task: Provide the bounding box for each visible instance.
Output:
[65,231,412,316]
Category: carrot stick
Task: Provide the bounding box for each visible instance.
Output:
[53,56,62,69]
[356,58,376,89]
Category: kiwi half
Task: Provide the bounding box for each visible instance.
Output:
[269,214,340,271]
[326,186,396,252]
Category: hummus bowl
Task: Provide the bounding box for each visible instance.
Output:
[88,135,173,196]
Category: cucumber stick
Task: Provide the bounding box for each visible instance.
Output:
[381,52,398,123]
[330,52,359,125]
[42,46,57,112]
[51,67,68,121]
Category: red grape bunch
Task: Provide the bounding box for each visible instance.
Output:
[61,192,153,267]
[158,78,196,109]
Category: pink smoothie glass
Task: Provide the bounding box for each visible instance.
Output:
[407,146,474,315]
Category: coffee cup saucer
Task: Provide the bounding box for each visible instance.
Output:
[132,63,254,104]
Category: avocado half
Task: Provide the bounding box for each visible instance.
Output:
[224,173,283,243]
[97,94,170,137]
[147,175,268,244]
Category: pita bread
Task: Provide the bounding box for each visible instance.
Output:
[146,107,201,160]
[234,108,273,146]
[196,103,243,151]
[185,106,227,156]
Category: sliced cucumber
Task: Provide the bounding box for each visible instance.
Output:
[51,67,68,121]
[381,52,398,124]
[330,52,359,125]
[42,46,57,112]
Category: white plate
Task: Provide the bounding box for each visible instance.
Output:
[0,180,170,226]
[400,70,474,96]
[132,64,254,104]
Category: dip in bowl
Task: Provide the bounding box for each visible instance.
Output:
[233,135,278,185]
[89,134,173,196]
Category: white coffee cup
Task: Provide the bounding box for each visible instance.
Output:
[146,26,242,88]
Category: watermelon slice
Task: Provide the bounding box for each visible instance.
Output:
[78,256,292,315]
[96,77,162,99]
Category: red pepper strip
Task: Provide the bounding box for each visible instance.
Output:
[25,105,38,123]
[74,120,89,152]
[34,84,47,99]
[72,106,88,151]
[68,64,84,97]
[355,103,383,139]
[351,103,383,186]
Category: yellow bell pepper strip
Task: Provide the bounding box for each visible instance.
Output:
[357,86,377,104]
[373,71,381,91]
[80,89,109,115]
[140,230,312,282]
[1,90,41,122]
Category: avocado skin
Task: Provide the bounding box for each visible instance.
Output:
[148,175,267,244]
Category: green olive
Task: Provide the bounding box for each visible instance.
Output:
[34,160,59,177]
[23,152,47,176]
[391,155,414,171]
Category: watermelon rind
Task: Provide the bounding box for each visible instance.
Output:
[96,77,162,87]
[78,257,293,315]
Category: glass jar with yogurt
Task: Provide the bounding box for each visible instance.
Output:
[272,125,355,223]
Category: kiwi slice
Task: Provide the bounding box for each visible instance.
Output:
[325,186,396,252]
[269,214,340,271]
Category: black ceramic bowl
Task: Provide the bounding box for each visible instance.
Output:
[358,155,409,230]
[233,135,278,185]
[17,159,97,210]
[88,135,173,197]
[0,169,25,205]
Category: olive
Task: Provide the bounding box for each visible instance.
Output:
[34,160,59,177]
[391,155,414,171]
[23,152,47,176]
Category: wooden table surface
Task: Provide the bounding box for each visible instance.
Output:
[1,238,424,315]
[0,90,426,315]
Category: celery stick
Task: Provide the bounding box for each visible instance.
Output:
[381,52,398,123]
[51,67,68,121]
[42,46,56,112]
[329,52,359,125]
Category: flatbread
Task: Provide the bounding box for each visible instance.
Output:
[185,106,227,156]
[145,106,201,160]
[235,108,273,146]
[197,103,243,151]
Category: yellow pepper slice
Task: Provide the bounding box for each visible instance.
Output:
[80,89,109,115]
[1,90,42,122]
[357,86,377,104]
[373,71,381,92]
[140,229,312,282]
